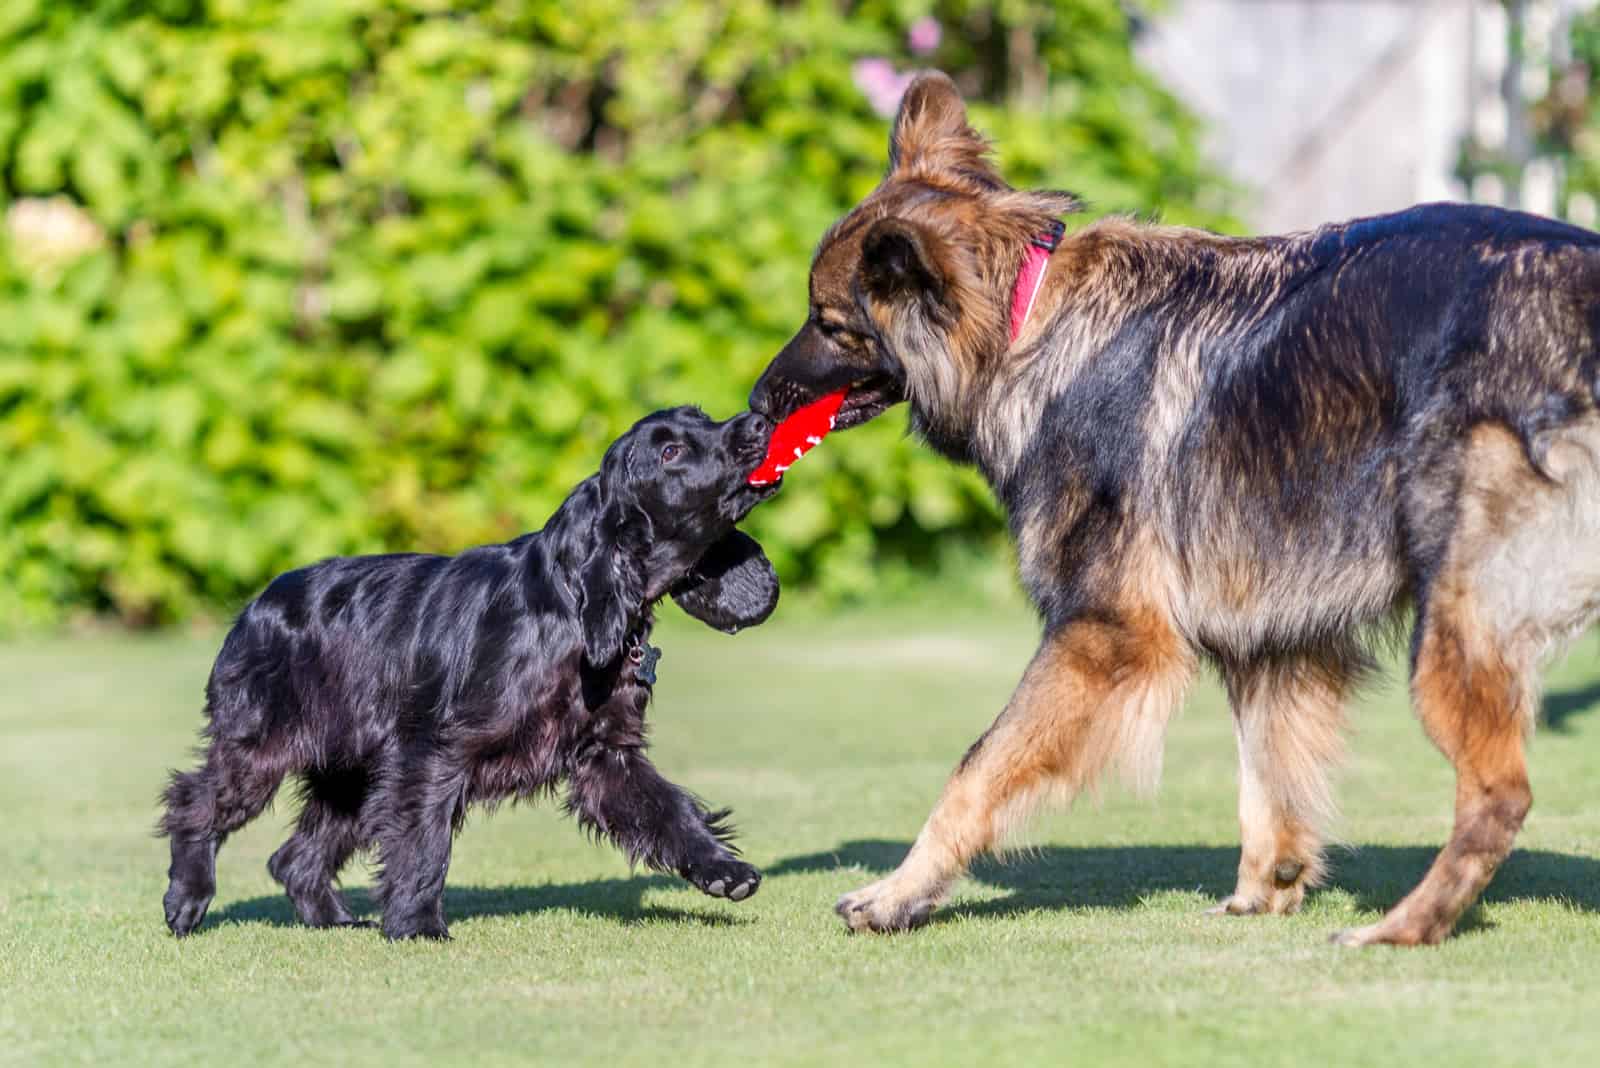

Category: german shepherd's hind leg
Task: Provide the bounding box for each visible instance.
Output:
[159,741,287,937]
[836,611,1193,933]
[1336,420,1600,945]
[267,767,372,929]
[1332,603,1533,946]
[1211,649,1355,916]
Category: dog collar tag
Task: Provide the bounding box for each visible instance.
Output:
[631,643,661,686]
[1009,219,1066,344]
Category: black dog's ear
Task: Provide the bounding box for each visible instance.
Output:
[578,508,649,666]
[861,217,947,307]
[671,531,779,634]
[580,551,637,666]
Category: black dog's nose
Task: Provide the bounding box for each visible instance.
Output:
[733,411,771,436]
[728,410,773,461]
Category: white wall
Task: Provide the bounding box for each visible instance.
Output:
[1137,0,1590,233]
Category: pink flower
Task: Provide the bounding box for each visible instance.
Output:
[908,16,942,56]
[853,57,916,117]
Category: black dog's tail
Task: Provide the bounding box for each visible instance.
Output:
[156,725,288,843]
[156,762,212,841]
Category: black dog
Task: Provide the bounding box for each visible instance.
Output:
[160,407,778,940]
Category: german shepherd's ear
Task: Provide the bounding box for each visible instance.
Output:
[889,71,996,184]
[861,217,947,307]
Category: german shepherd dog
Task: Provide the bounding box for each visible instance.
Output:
[749,71,1600,946]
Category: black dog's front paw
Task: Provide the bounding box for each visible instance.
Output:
[682,857,761,902]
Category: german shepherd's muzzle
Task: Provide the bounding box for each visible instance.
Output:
[751,70,1600,947]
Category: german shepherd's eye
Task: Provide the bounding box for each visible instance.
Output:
[661,443,684,464]
[815,317,847,340]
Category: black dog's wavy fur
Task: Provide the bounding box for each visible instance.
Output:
[159,407,778,940]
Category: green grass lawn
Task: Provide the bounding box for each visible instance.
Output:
[4,602,1600,1066]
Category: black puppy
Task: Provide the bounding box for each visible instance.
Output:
[159,407,778,940]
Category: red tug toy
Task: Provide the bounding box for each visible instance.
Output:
[746,389,848,487]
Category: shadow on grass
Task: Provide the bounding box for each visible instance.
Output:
[767,839,1600,924]
[201,840,1600,937]
[206,875,747,934]
[1543,678,1600,733]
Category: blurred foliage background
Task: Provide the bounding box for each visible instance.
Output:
[0,0,1232,629]
[1536,3,1600,218]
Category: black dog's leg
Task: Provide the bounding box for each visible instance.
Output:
[159,744,285,937]
[373,762,462,941]
[567,749,761,902]
[268,768,371,928]
[163,835,219,939]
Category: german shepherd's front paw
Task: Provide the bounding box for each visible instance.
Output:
[1207,894,1266,916]
[683,857,761,902]
[1329,918,1438,948]
[835,877,936,934]
[1206,884,1305,917]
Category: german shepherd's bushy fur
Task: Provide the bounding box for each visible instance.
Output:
[750,72,1600,945]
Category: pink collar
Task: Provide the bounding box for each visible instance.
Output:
[1008,220,1066,344]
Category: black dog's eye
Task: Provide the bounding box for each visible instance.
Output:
[661,443,684,464]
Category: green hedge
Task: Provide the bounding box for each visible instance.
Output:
[0,0,1232,628]
[1532,6,1600,219]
